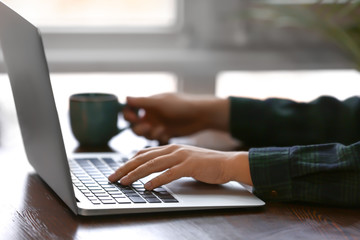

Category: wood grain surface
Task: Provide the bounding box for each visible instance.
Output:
[1,140,360,240]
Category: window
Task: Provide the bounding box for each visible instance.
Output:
[1,0,183,53]
[216,70,360,101]
[1,0,177,29]
[0,0,355,96]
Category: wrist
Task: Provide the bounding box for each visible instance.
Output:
[228,152,253,186]
[198,97,229,131]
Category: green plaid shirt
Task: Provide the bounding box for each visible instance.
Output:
[229,96,360,207]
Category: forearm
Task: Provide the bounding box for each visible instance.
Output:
[229,96,360,147]
[249,142,360,207]
[195,97,230,132]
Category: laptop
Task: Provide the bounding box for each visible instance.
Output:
[0,2,265,216]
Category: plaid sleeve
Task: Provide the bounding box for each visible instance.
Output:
[249,142,360,207]
[229,96,360,147]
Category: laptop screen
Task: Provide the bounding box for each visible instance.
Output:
[0,2,78,214]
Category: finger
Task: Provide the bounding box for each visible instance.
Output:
[132,123,151,137]
[119,154,180,185]
[131,144,166,158]
[150,125,165,141]
[108,145,177,182]
[123,108,140,123]
[143,165,184,190]
[108,149,158,182]
[127,96,159,109]
[129,145,178,167]
[158,134,170,146]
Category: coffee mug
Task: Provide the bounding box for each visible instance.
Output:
[69,93,127,147]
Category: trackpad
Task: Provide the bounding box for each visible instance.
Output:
[141,174,256,204]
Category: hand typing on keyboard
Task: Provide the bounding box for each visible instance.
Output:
[108,144,253,191]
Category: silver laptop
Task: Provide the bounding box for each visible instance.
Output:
[0,2,264,216]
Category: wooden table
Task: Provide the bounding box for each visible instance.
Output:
[1,146,360,240]
[0,81,359,240]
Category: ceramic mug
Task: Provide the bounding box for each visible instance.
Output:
[69,93,127,147]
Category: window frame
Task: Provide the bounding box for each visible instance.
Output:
[40,0,185,51]
[0,0,354,95]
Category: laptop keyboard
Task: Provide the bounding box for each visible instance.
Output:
[70,157,178,205]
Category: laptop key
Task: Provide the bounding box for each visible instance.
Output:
[98,197,114,201]
[162,198,179,203]
[153,192,174,199]
[109,192,124,197]
[83,183,98,187]
[101,199,117,204]
[91,190,107,195]
[89,198,102,203]
[95,194,111,198]
[144,197,161,203]
[128,196,146,203]
[153,192,178,202]
[87,187,103,190]
[114,198,132,204]
[153,187,167,192]
[104,189,118,194]
[126,193,141,198]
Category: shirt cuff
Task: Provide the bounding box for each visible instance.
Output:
[249,147,293,202]
[229,96,262,142]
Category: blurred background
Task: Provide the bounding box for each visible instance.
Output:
[0,0,359,95]
[0,0,359,150]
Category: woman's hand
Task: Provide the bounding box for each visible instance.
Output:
[108,144,253,190]
[123,93,229,144]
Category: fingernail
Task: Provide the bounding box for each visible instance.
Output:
[120,176,129,185]
[144,181,152,190]
[108,174,115,182]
